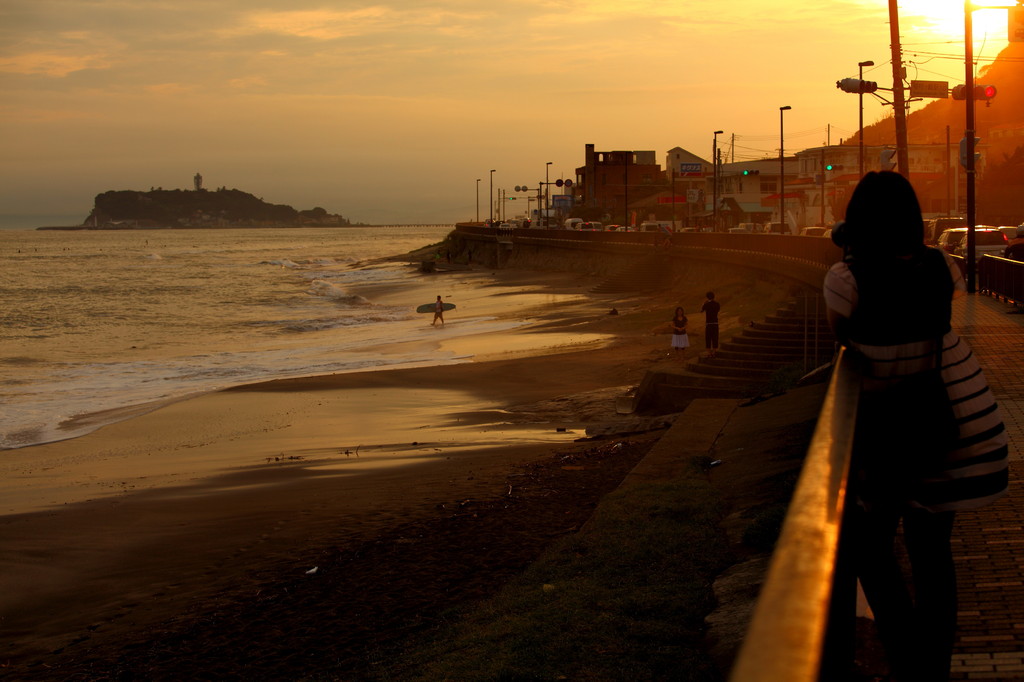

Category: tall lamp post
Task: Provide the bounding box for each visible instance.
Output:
[779,106,791,230]
[476,178,481,222]
[545,162,552,225]
[858,60,874,177]
[489,169,496,222]
[712,130,724,231]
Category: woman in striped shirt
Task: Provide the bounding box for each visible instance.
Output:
[824,171,1008,681]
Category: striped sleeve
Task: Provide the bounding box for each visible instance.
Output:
[823,262,856,319]
[938,248,967,296]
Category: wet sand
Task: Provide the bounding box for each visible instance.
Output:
[0,262,794,678]
[0,265,667,674]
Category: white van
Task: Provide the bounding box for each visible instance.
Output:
[564,218,584,230]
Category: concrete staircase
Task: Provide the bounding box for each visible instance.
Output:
[630,299,835,413]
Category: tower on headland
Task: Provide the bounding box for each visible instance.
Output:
[194,172,203,191]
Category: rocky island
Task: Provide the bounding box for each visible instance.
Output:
[39,187,355,230]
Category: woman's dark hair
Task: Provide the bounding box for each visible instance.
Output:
[833,171,924,257]
[674,306,685,317]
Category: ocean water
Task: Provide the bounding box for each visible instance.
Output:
[0,225,523,449]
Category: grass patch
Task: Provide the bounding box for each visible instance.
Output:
[740,504,789,552]
[375,458,732,682]
[765,362,808,394]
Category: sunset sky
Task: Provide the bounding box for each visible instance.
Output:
[1,1,1013,225]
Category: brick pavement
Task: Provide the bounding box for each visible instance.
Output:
[949,294,1024,681]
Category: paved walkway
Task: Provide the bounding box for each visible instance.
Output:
[948,293,1024,681]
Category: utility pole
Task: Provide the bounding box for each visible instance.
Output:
[945,126,952,218]
[965,1,978,292]
[888,0,910,176]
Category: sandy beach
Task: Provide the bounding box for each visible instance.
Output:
[0,258,796,679]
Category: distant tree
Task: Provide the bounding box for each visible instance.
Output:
[300,207,329,219]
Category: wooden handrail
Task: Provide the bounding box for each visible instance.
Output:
[729,347,859,682]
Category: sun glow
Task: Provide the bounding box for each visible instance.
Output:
[900,0,1010,45]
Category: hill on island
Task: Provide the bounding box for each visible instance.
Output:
[83,188,353,228]
[849,41,1024,223]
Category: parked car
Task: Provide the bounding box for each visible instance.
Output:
[1004,225,1024,260]
[639,221,673,233]
[925,216,966,244]
[799,226,829,237]
[938,227,1007,260]
[936,227,963,253]
[997,226,1019,240]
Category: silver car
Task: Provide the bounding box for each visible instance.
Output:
[938,227,1008,261]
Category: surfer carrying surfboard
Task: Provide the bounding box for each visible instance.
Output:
[432,295,445,326]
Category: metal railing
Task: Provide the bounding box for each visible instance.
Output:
[978,255,1024,305]
[729,347,860,682]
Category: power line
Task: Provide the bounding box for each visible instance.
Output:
[735,125,840,143]
[905,49,1024,64]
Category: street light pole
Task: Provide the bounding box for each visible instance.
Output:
[671,164,676,229]
[489,169,496,222]
[545,162,552,226]
[476,178,481,222]
[713,130,724,231]
[779,106,791,230]
[858,60,874,177]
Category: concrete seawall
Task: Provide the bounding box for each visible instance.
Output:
[448,223,838,290]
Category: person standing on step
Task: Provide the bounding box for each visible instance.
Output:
[700,291,721,358]
[670,306,689,359]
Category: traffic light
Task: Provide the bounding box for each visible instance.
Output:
[952,84,997,101]
[880,149,897,171]
[742,169,760,176]
[825,164,843,171]
[836,78,878,94]
[960,136,981,168]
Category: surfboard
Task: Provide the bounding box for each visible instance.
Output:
[417,302,456,314]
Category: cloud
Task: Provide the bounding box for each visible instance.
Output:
[0,51,112,77]
[224,6,484,41]
[229,7,395,40]
[144,82,195,95]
